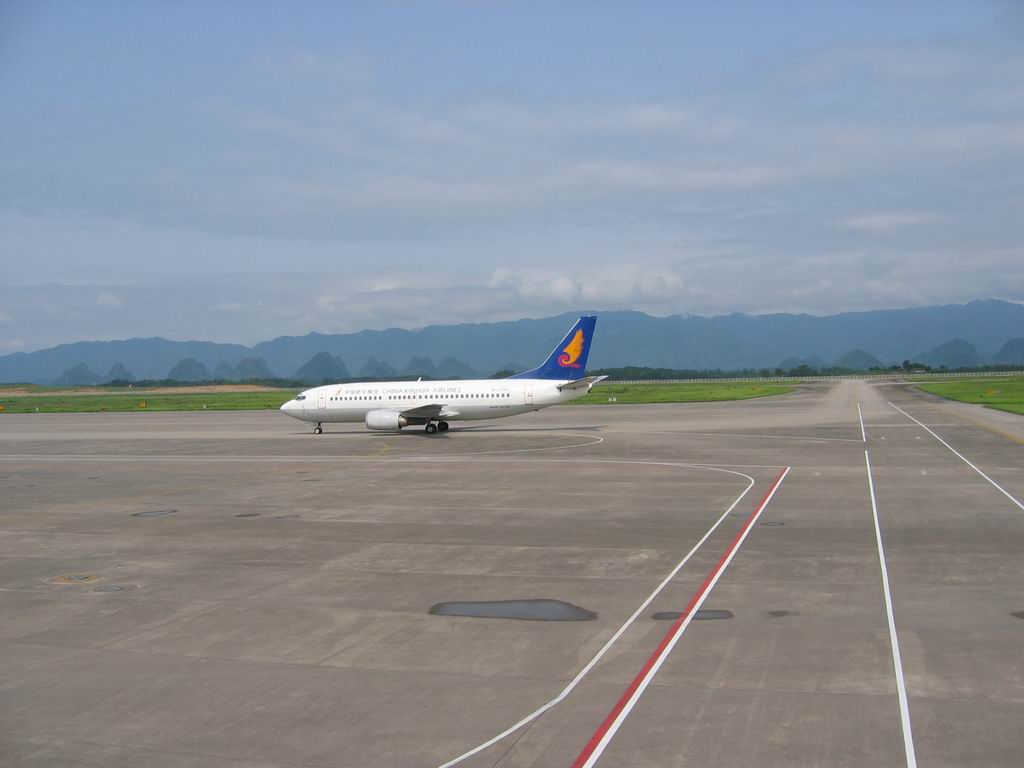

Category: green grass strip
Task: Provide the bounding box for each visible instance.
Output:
[0,391,299,414]
[917,377,1024,416]
[569,382,793,405]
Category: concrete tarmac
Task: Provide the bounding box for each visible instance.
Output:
[1,380,1022,767]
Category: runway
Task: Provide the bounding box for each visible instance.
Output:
[1,380,1022,767]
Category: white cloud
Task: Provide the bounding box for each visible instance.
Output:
[840,213,938,233]
[2,17,1023,350]
[95,292,122,308]
[213,302,245,312]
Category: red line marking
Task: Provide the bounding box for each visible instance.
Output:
[571,467,789,768]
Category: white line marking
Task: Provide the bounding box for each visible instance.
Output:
[459,433,605,455]
[864,450,918,767]
[675,431,862,443]
[436,465,757,768]
[0,434,602,456]
[888,402,1024,511]
[575,467,789,768]
[862,423,963,428]
[0,456,791,471]
[857,401,867,442]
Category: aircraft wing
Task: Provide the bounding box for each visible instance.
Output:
[400,403,460,419]
[557,375,608,391]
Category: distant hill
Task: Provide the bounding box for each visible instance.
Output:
[920,339,982,369]
[994,338,1024,365]
[213,361,237,380]
[834,349,884,371]
[404,356,439,377]
[778,355,827,371]
[0,337,252,384]
[293,352,351,383]
[358,357,399,379]
[102,362,135,383]
[436,357,476,378]
[53,363,100,387]
[3,299,1024,384]
[235,357,275,379]
[167,358,211,382]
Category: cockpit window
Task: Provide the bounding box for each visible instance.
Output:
[295,395,306,401]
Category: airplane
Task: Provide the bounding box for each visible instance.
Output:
[279,316,604,434]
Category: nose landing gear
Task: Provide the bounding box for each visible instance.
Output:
[313,423,323,435]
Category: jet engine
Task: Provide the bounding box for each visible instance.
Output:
[365,410,409,431]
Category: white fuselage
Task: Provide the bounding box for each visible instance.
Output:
[280,377,589,425]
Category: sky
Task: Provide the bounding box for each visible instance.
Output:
[1,1,1023,352]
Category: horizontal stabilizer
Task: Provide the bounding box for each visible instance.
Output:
[557,375,607,391]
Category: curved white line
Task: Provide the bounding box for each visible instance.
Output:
[442,432,604,456]
[0,433,605,463]
[436,461,756,768]
[1,433,754,766]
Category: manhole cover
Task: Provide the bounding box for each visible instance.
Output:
[652,609,734,621]
[694,609,734,620]
[429,599,597,622]
[95,584,127,592]
[132,509,177,518]
[49,574,100,584]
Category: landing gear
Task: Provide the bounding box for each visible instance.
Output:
[424,423,437,435]
[437,421,449,432]
[313,423,322,435]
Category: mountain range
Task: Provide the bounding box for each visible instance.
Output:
[2,299,1023,384]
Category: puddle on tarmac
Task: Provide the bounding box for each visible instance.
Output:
[94,584,128,593]
[429,599,597,621]
[49,574,100,585]
[652,609,734,621]
[132,509,177,518]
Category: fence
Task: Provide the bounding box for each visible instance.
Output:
[598,370,1024,385]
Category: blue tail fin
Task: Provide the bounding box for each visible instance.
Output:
[509,316,597,380]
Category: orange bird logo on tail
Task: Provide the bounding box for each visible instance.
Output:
[558,329,585,368]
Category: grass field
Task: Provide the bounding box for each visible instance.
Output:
[917,377,1024,416]
[0,390,299,414]
[571,382,794,405]
[0,382,795,413]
